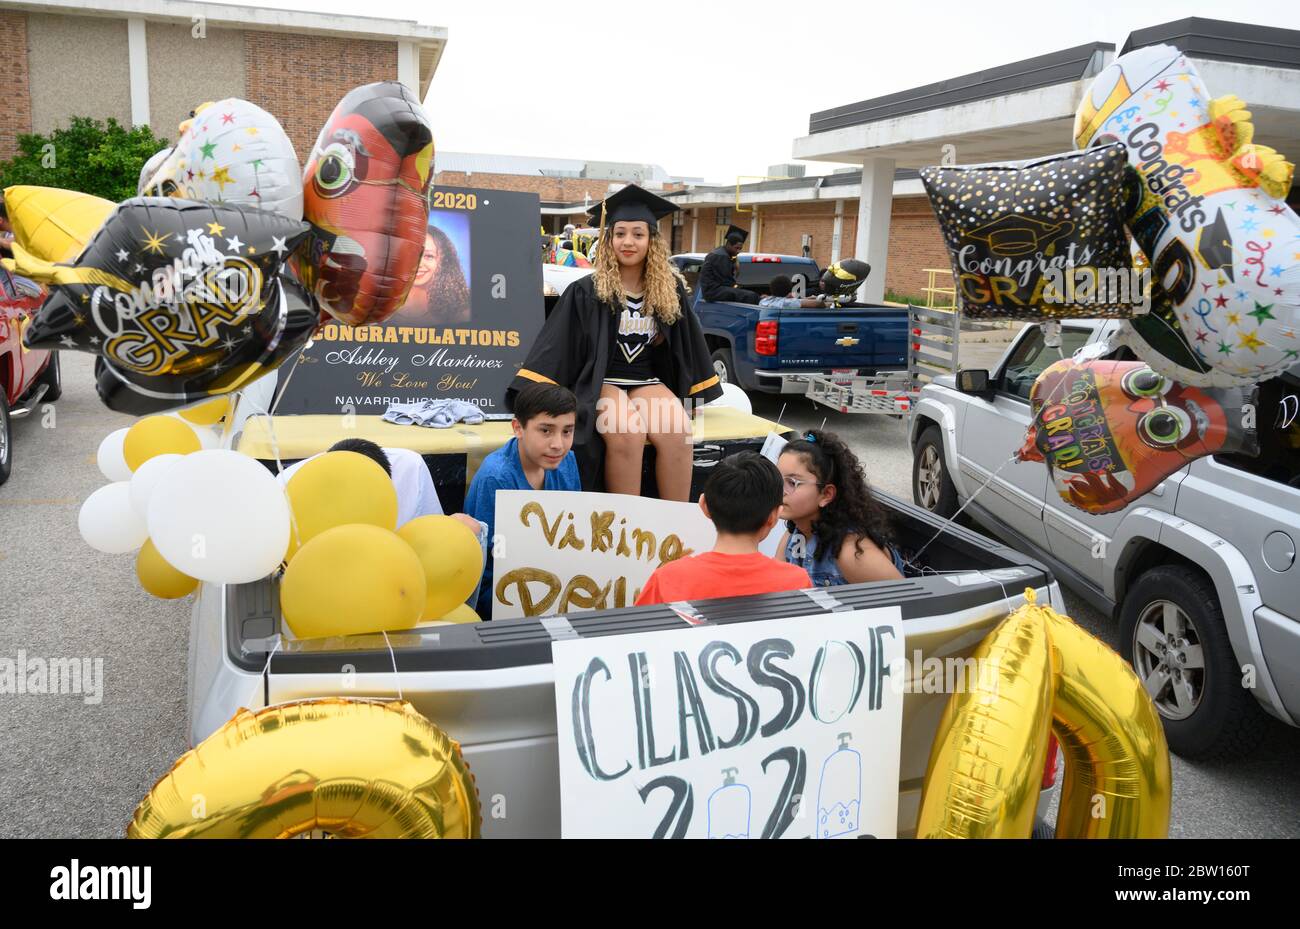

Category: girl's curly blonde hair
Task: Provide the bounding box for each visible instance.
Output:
[591,226,687,325]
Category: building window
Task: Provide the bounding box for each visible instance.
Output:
[716,207,732,227]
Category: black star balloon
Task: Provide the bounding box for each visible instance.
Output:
[920,144,1140,319]
[20,197,309,372]
[93,272,320,415]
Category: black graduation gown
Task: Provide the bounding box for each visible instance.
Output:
[699,246,739,303]
[507,275,724,490]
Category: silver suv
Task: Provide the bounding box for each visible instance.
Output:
[909,320,1299,759]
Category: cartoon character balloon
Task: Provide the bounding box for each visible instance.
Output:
[1075,44,1299,386]
[1017,358,1258,514]
[295,81,435,327]
[920,145,1142,319]
[138,147,173,196]
[144,98,303,221]
[16,197,311,412]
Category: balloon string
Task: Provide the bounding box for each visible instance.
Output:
[261,636,282,709]
[907,454,1018,566]
[382,631,404,702]
[235,382,303,556]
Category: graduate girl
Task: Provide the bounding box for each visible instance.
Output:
[509,185,722,500]
[775,429,906,584]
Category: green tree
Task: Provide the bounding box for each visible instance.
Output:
[0,116,172,203]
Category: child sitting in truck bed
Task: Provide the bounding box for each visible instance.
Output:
[635,452,811,605]
[776,429,905,585]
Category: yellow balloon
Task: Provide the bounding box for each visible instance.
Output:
[135,539,199,599]
[2,185,116,263]
[123,416,201,471]
[422,602,481,625]
[280,524,425,638]
[284,451,397,560]
[397,515,483,621]
[128,699,481,838]
[177,396,229,426]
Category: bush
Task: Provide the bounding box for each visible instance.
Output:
[0,116,172,204]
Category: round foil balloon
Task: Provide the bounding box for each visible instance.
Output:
[2,185,116,263]
[296,81,435,327]
[1017,357,1258,514]
[128,699,481,838]
[920,144,1140,320]
[1075,44,1299,386]
[146,99,303,221]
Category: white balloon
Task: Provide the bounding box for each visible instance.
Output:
[708,383,753,415]
[96,428,132,482]
[129,453,182,518]
[147,450,290,584]
[79,482,148,554]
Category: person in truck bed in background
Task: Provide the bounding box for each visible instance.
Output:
[760,274,826,309]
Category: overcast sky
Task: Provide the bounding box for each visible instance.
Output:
[233,0,1298,183]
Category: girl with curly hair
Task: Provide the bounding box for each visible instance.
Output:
[509,185,722,500]
[776,429,905,584]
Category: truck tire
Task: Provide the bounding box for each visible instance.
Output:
[710,347,735,387]
[0,389,11,487]
[35,352,61,403]
[1119,564,1268,760]
[913,426,958,519]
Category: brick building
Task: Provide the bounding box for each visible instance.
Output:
[0,0,446,162]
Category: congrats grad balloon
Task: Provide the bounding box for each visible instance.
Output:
[1017,358,1258,515]
[296,81,435,327]
[19,198,310,410]
[919,144,1140,320]
[1075,44,1299,386]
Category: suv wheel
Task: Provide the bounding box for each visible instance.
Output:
[36,352,61,403]
[912,425,958,518]
[710,348,734,386]
[0,389,11,486]
[1119,564,1268,760]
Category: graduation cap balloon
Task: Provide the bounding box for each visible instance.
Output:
[93,272,319,415]
[821,258,870,300]
[18,197,310,407]
[296,81,435,328]
[920,144,1141,320]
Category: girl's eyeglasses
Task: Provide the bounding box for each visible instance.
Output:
[782,475,821,494]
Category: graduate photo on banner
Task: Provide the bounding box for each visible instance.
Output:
[275,187,544,416]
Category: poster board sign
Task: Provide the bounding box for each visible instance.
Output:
[491,490,718,619]
[276,187,543,416]
[551,608,904,838]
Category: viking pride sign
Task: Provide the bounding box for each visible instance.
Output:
[551,608,905,838]
[276,187,544,415]
[490,490,719,620]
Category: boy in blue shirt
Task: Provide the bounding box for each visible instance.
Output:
[464,383,581,617]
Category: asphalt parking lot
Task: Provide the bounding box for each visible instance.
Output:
[1,348,1297,838]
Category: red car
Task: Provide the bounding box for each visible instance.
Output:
[0,266,61,485]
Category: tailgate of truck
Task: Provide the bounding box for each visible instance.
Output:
[771,306,909,371]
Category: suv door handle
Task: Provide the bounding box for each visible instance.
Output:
[1150,482,1165,497]
[837,323,857,333]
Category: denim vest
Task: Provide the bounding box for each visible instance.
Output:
[785,529,905,586]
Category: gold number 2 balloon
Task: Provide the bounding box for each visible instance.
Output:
[128,699,480,838]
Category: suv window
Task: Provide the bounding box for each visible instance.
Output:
[1215,372,1300,490]
[998,325,1091,401]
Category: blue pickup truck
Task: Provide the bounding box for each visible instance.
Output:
[671,252,911,395]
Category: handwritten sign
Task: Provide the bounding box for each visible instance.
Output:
[552,608,904,838]
[276,187,543,415]
[491,490,718,619]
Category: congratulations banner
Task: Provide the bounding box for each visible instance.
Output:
[276,187,544,415]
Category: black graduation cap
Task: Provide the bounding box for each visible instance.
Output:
[587,184,679,228]
[725,224,749,244]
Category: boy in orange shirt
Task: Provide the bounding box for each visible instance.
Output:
[635,452,811,606]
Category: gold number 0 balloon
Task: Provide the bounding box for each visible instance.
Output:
[917,589,1172,838]
[128,699,481,838]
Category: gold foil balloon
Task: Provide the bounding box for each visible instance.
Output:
[918,589,1171,838]
[916,598,1056,839]
[1,185,115,265]
[397,515,484,620]
[128,699,481,838]
[284,451,398,560]
[280,524,425,638]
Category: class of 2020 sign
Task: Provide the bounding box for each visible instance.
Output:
[275,187,544,416]
[552,608,904,839]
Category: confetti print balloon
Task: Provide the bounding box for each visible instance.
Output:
[920,144,1139,319]
[1075,43,1299,386]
